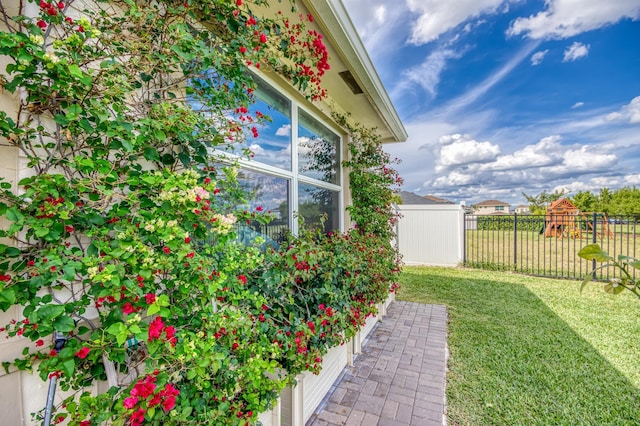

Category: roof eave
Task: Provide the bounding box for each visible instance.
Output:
[301,0,408,143]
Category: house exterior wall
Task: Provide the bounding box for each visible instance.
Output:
[474,204,511,215]
[396,204,465,266]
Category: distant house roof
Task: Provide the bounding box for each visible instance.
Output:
[474,199,510,207]
[423,195,454,204]
[399,191,450,205]
[515,205,529,209]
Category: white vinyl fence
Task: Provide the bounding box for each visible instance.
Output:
[395,204,465,266]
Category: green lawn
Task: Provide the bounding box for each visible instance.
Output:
[398,266,640,425]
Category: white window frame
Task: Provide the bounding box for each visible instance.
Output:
[215,72,344,235]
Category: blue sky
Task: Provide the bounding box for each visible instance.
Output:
[342,0,640,207]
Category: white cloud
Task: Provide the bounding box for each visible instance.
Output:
[625,173,640,185]
[275,124,291,137]
[435,134,501,171]
[560,146,617,170]
[406,0,509,45]
[433,171,477,187]
[563,42,590,62]
[507,0,640,40]
[482,135,562,171]
[572,102,585,109]
[603,96,640,124]
[395,48,460,97]
[623,96,640,123]
[530,49,549,65]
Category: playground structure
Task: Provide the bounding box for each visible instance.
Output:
[544,198,614,239]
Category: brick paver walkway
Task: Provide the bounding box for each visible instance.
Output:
[307,301,448,426]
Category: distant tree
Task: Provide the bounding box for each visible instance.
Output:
[608,186,640,216]
[596,187,612,214]
[571,190,597,213]
[522,189,567,215]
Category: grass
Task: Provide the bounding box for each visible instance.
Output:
[398,266,640,425]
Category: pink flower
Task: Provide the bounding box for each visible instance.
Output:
[123,396,138,409]
[75,347,90,359]
[145,293,156,304]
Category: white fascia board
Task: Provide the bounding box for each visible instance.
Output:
[302,0,408,143]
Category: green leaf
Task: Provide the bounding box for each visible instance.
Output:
[63,266,76,281]
[35,227,50,237]
[579,276,591,294]
[68,64,83,79]
[37,304,65,321]
[0,288,16,310]
[62,358,76,377]
[146,303,160,316]
[53,316,76,332]
[577,244,613,262]
[5,207,24,223]
[603,282,626,295]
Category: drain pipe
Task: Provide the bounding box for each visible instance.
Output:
[43,331,67,426]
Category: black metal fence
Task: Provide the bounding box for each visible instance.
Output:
[464,213,639,281]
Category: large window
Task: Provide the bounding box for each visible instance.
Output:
[233,75,342,237]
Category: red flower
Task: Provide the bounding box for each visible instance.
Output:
[77,25,85,33]
[123,396,138,409]
[145,293,156,304]
[129,408,145,426]
[65,225,74,233]
[162,246,170,254]
[236,0,242,6]
[255,206,263,211]
[237,275,247,285]
[122,302,136,314]
[162,395,177,412]
[239,46,247,54]
[57,1,65,9]
[184,237,191,243]
[79,421,90,426]
[148,317,164,341]
[35,339,44,347]
[259,33,267,43]
[0,274,10,282]
[75,347,90,359]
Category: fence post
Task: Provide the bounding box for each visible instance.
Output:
[463,213,467,265]
[513,213,517,270]
[592,212,597,279]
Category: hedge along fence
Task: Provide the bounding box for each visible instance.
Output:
[0,1,402,425]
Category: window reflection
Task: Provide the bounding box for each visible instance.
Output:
[238,170,290,244]
[298,183,340,234]
[216,77,292,170]
[298,109,339,184]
